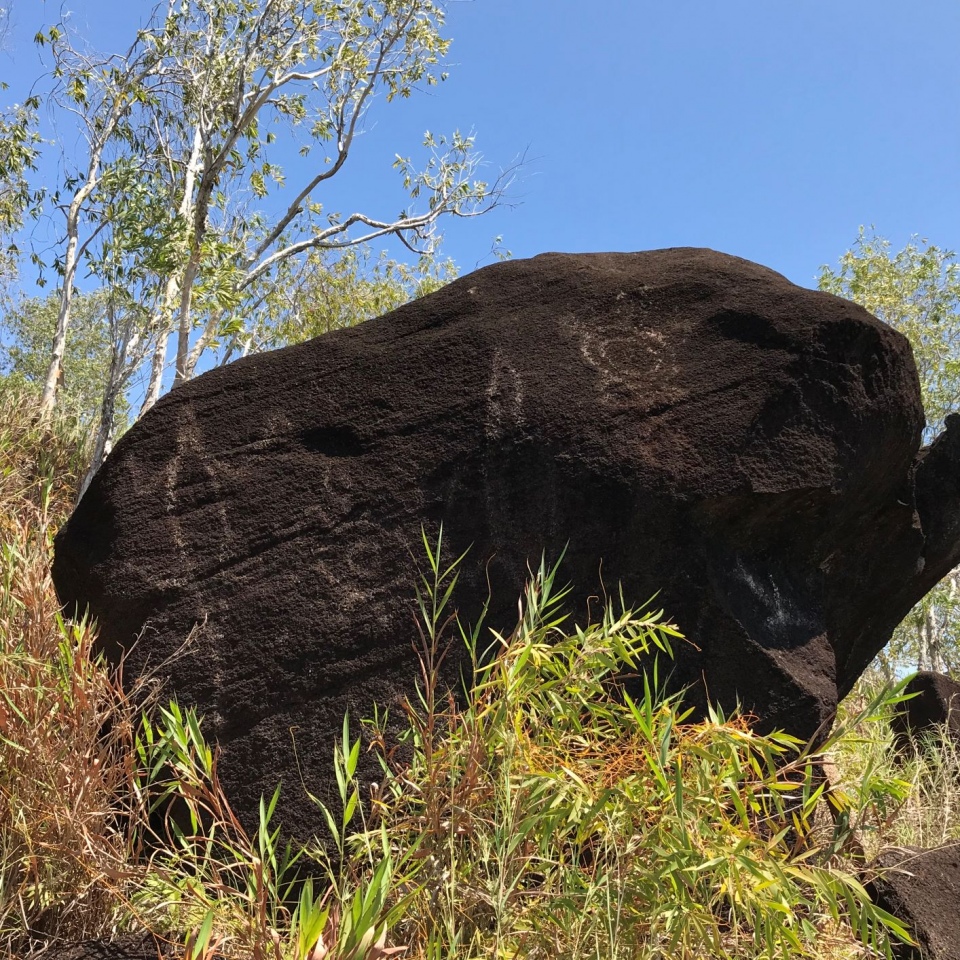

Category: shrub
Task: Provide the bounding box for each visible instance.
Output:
[348,533,913,960]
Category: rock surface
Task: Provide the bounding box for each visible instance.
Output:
[892,671,960,751]
[28,933,173,959]
[53,248,960,849]
[868,844,960,960]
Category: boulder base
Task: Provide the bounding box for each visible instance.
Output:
[869,845,960,960]
[53,249,960,848]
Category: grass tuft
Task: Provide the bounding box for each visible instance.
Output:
[831,682,960,857]
[0,388,149,954]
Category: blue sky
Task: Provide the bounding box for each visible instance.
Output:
[2,0,959,291]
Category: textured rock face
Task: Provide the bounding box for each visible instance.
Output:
[45,936,174,960]
[868,845,960,960]
[892,671,960,751]
[53,248,960,847]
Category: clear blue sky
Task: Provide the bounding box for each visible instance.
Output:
[2,0,959,291]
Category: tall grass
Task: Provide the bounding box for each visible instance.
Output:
[346,534,913,960]
[831,683,960,857]
[0,389,149,953]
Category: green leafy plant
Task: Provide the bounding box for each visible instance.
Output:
[130,699,411,959]
[831,679,960,856]
[356,529,915,959]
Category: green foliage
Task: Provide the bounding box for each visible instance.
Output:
[130,701,410,959]
[0,93,41,292]
[880,574,960,678]
[820,228,960,677]
[0,290,128,429]
[819,227,960,438]
[351,532,913,959]
[0,95,41,237]
[254,245,457,351]
[832,679,960,855]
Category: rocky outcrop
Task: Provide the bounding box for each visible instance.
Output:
[892,671,960,752]
[868,844,960,960]
[52,248,960,849]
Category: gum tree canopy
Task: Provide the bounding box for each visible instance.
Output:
[2,0,510,489]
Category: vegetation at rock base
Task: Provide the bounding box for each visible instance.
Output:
[0,387,145,948]
[2,387,959,959]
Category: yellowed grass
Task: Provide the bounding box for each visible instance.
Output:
[0,390,150,953]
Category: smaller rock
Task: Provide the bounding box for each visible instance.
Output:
[868,844,960,960]
[891,672,960,752]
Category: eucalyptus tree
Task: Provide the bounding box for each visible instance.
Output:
[34,24,175,415]
[74,156,180,493]
[28,0,507,489]
[820,229,960,677]
[129,0,506,412]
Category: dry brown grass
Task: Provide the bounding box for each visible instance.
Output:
[831,680,960,861]
[0,389,149,954]
[892,729,960,849]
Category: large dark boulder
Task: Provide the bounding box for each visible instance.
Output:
[868,844,960,960]
[892,671,960,752]
[53,249,960,848]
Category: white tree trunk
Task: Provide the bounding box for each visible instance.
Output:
[40,272,75,414]
[917,601,948,674]
[140,325,170,417]
[139,125,204,415]
[173,252,201,385]
[79,383,117,502]
[39,193,87,414]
